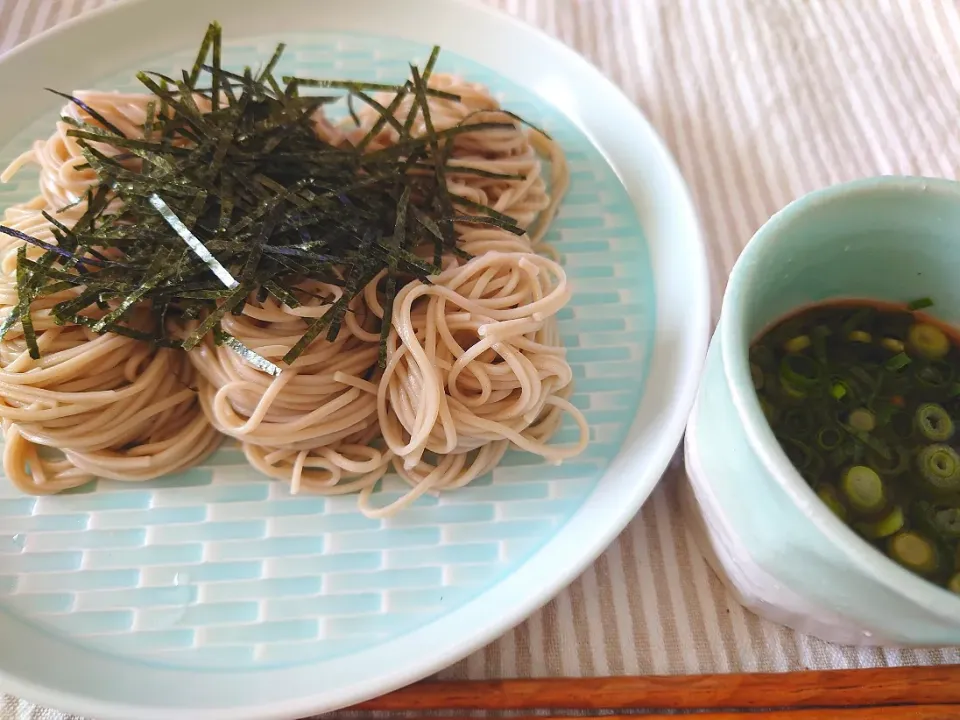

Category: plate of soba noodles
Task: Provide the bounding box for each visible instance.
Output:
[0,0,708,717]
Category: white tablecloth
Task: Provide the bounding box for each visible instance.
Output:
[3,0,960,717]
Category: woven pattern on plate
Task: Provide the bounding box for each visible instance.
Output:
[0,32,655,670]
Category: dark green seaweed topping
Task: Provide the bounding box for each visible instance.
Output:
[0,22,534,368]
[751,298,960,591]
[16,246,38,359]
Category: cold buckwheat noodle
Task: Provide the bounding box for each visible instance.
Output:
[0,72,588,516]
[0,92,221,494]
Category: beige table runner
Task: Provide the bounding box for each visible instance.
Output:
[3,0,960,717]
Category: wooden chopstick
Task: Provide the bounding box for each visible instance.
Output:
[426,709,958,720]
[356,666,960,711]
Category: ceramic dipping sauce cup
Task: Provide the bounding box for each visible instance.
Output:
[682,176,960,646]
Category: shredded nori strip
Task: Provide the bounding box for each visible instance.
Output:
[0,22,537,369]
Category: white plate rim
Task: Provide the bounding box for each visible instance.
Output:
[0,1,711,717]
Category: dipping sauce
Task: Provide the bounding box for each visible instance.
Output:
[750,298,960,593]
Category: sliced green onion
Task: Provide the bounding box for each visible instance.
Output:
[948,573,960,595]
[784,335,811,353]
[782,408,815,438]
[830,382,849,400]
[856,505,904,539]
[907,297,934,311]
[908,322,950,360]
[846,428,891,460]
[866,446,911,477]
[781,438,823,482]
[881,338,905,353]
[912,500,943,539]
[841,307,874,336]
[888,531,940,576]
[918,443,960,495]
[933,506,960,540]
[885,352,911,371]
[873,400,898,427]
[781,438,815,468]
[851,442,865,465]
[780,382,807,399]
[827,446,849,469]
[780,354,821,388]
[849,366,879,391]
[915,403,955,441]
[816,427,844,451]
[817,484,847,522]
[916,360,954,388]
[840,465,886,514]
[848,408,876,432]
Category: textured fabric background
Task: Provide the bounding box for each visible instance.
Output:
[3,0,960,717]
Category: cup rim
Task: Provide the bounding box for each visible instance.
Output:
[720,175,960,620]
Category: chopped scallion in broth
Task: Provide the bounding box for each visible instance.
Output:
[752,298,960,592]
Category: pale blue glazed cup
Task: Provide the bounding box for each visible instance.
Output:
[684,176,960,646]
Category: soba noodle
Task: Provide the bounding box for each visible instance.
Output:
[0,92,221,493]
[0,240,221,494]
[0,71,588,515]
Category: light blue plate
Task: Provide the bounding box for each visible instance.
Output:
[0,1,709,718]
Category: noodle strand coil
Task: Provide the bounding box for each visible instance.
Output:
[0,67,588,516]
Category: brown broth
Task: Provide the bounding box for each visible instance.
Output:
[750,297,960,593]
[752,298,960,347]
